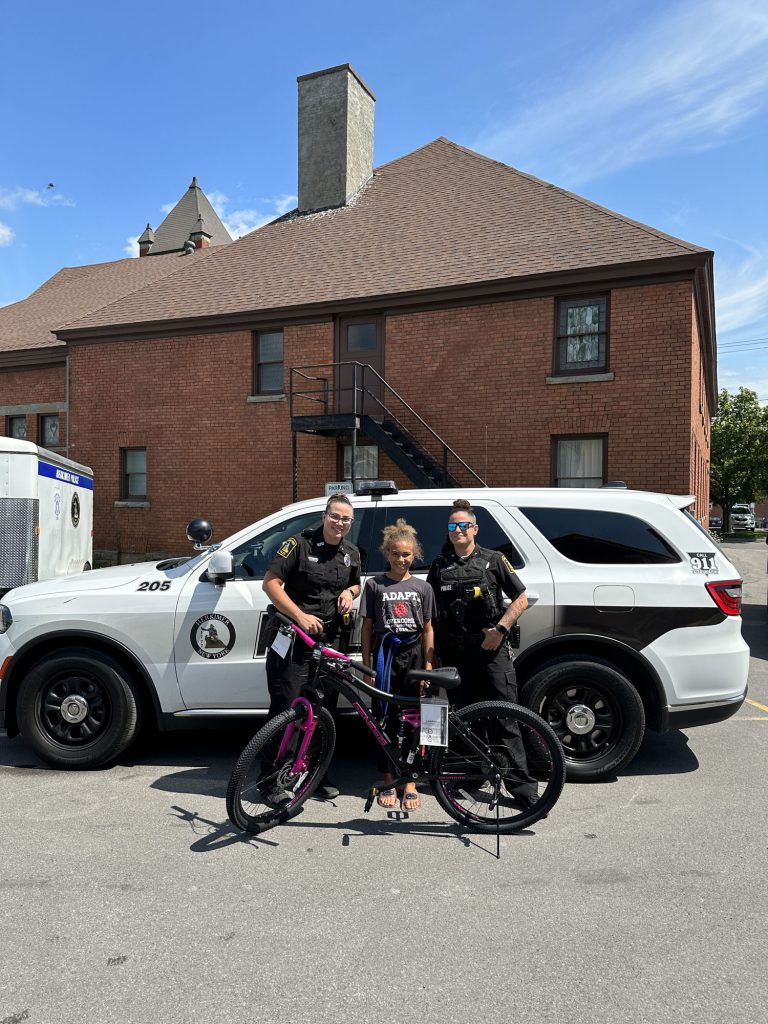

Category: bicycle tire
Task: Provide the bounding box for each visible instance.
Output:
[429,700,565,834]
[227,705,336,834]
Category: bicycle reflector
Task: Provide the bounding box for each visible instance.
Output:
[705,579,742,616]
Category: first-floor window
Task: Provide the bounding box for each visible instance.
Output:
[343,444,378,481]
[39,414,60,447]
[7,416,26,439]
[254,330,284,394]
[552,435,606,487]
[121,448,147,499]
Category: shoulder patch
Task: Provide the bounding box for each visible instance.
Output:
[501,555,516,574]
[276,536,298,559]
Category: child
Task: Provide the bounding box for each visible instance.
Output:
[360,519,435,812]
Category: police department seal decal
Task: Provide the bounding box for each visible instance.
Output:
[71,492,80,527]
[191,613,236,659]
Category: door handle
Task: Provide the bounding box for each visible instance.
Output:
[525,592,540,604]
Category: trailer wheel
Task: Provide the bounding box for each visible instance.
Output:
[83,562,92,571]
[17,648,141,768]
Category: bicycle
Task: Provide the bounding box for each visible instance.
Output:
[226,612,565,837]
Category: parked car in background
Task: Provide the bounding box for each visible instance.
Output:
[730,505,755,531]
[709,515,722,530]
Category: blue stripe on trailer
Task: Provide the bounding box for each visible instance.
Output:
[38,460,94,490]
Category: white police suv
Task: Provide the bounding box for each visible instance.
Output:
[0,486,749,780]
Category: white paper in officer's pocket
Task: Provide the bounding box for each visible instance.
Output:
[270,630,291,659]
[420,697,449,746]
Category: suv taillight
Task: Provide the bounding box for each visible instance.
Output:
[705,580,742,615]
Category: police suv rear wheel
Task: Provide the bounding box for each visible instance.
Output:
[521,657,645,781]
[17,649,141,768]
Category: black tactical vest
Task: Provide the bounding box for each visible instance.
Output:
[433,545,504,643]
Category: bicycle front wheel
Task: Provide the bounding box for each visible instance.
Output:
[430,700,565,834]
[227,705,336,834]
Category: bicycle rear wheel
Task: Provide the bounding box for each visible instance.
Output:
[430,700,565,834]
[227,705,336,834]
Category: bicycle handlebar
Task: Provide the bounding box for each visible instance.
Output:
[271,609,377,678]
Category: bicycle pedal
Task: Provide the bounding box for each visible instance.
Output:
[364,788,376,813]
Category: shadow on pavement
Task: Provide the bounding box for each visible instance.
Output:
[619,728,699,777]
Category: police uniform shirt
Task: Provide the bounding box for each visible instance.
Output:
[268,527,361,624]
[427,545,525,634]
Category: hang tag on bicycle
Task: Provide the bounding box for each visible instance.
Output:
[270,628,292,660]
[419,696,449,746]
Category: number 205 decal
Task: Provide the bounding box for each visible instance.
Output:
[137,581,171,592]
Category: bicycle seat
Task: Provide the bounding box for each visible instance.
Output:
[406,667,461,691]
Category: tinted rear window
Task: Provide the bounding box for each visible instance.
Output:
[519,507,680,565]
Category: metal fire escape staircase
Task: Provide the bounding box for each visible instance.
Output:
[289,362,486,500]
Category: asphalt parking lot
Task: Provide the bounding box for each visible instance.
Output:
[2,538,767,1024]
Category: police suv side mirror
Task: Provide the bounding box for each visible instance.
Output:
[207,549,234,586]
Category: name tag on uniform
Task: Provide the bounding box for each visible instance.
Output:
[307,556,319,562]
[271,631,291,659]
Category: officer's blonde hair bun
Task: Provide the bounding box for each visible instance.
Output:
[380,518,423,561]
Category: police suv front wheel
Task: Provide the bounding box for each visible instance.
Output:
[521,657,645,782]
[17,648,141,768]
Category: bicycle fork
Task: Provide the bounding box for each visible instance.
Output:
[276,697,318,774]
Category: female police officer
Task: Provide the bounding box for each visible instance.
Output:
[262,492,361,801]
[426,497,537,808]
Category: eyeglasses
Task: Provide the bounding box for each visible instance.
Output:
[325,513,353,525]
[447,521,474,533]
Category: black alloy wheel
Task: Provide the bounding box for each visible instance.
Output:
[17,648,141,768]
[521,657,645,781]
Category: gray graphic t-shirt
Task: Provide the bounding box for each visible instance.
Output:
[360,574,436,635]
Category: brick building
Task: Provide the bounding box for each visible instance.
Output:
[0,64,716,562]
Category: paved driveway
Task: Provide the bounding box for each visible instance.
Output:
[1,538,766,1024]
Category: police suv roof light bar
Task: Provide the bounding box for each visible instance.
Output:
[355,480,398,498]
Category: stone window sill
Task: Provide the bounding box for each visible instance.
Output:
[114,500,150,509]
[546,372,615,385]
[247,394,286,404]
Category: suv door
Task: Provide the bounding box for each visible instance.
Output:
[173,507,375,709]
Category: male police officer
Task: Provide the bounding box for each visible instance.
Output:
[263,492,361,801]
[427,497,537,807]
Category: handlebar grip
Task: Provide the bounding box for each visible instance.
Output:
[351,661,376,678]
[273,610,296,628]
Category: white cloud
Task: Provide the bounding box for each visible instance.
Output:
[473,0,768,184]
[207,190,297,239]
[124,234,140,258]
[0,186,75,210]
[715,244,768,336]
[0,222,14,246]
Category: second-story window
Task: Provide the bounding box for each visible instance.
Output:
[555,296,608,374]
[254,330,284,395]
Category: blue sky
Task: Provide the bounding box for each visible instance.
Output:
[2,0,767,399]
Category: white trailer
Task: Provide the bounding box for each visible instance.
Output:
[0,438,93,596]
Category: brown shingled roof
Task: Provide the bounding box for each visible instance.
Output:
[59,138,711,336]
[0,248,220,354]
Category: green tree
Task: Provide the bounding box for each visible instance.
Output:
[710,387,768,529]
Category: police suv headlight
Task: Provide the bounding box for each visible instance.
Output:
[0,605,12,633]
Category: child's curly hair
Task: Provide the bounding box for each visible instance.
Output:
[380,518,423,561]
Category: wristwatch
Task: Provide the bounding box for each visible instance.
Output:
[493,623,509,636]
